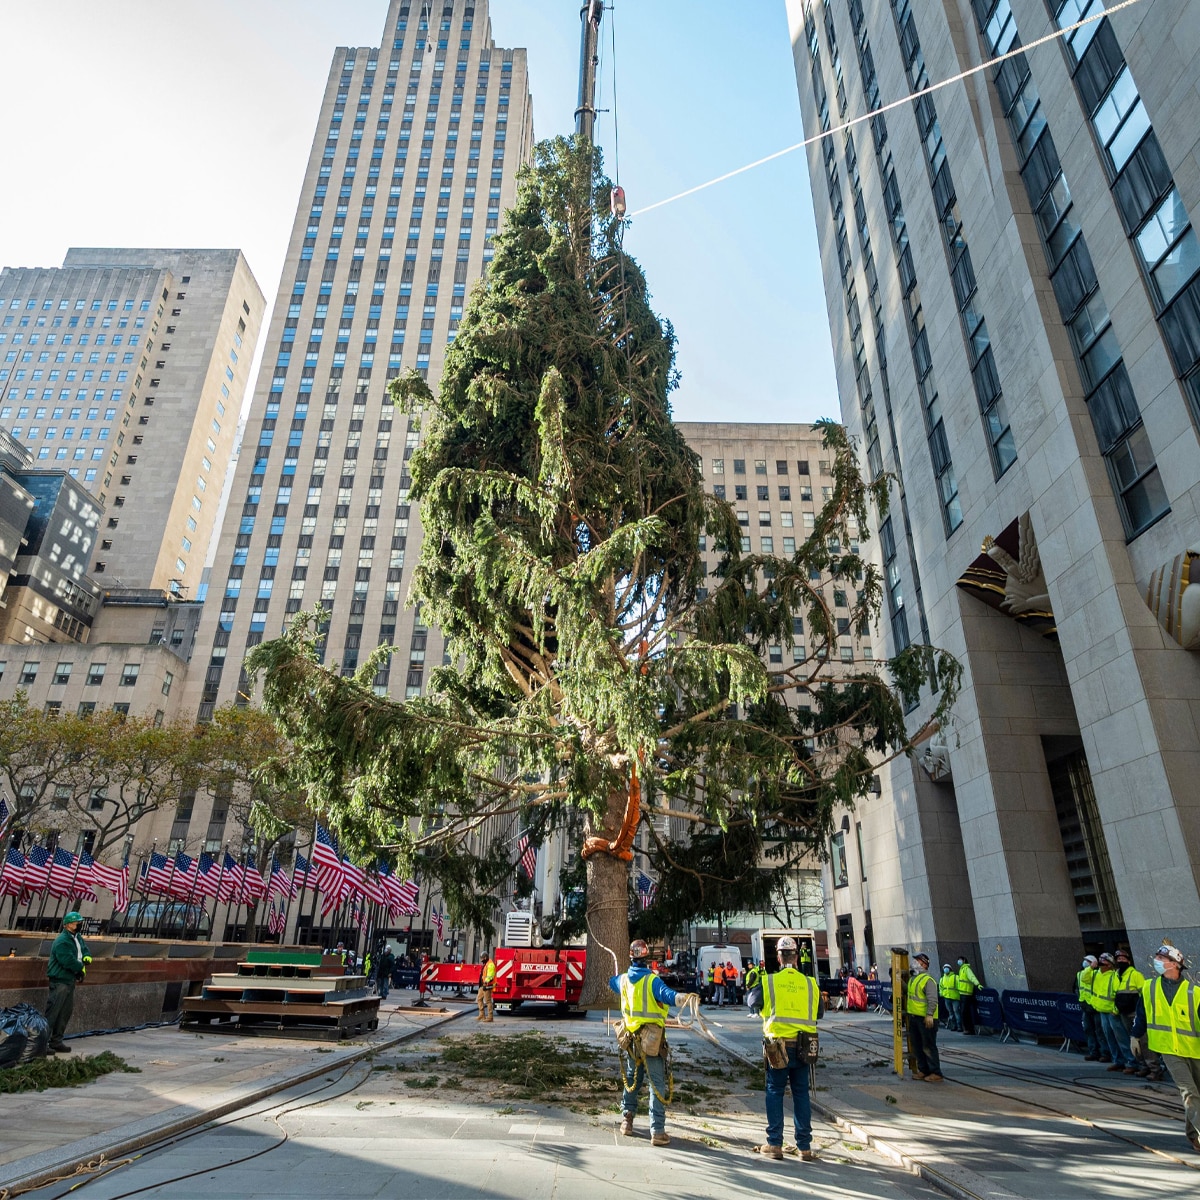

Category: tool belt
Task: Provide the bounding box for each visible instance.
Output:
[763,1033,819,1069]
[616,1020,665,1058]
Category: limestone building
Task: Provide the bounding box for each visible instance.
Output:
[0,248,264,594]
[787,0,1200,987]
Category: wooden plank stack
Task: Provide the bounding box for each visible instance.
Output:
[181,951,380,1041]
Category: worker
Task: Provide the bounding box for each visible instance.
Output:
[906,952,943,1081]
[725,960,740,1005]
[713,961,726,1007]
[1113,949,1156,1077]
[1131,943,1200,1153]
[938,963,961,1032]
[44,911,90,1054]
[1092,953,1137,1073]
[706,962,716,1004]
[748,935,822,1161]
[799,940,814,975]
[377,945,396,1001]
[1077,954,1104,1061]
[477,951,497,1022]
[745,960,764,995]
[609,938,692,1147]
[955,956,982,1035]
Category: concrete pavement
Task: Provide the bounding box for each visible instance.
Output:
[0,991,468,1196]
[14,1011,947,1200]
[702,1005,1200,1200]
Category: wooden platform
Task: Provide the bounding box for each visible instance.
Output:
[181,954,379,1040]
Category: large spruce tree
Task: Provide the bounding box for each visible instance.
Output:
[247,136,959,1004]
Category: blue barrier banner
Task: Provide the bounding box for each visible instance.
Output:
[974,988,1004,1030]
[1057,996,1088,1043]
[881,984,893,1011]
[864,981,884,1005]
[1001,990,1071,1038]
[394,968,420,989]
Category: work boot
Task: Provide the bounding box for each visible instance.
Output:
[651,1131,670,1147]
[755,1144,783,1160]
[1084,1054,1100,1062]
[911,1072,927,1081]
[925,1073,944,1082]
[620,1114,634,1137]
[1122,1067,1139,1075]
[799,1149,817,1162]
[1106,1064,1124,1072]
[48,1041,70,1053]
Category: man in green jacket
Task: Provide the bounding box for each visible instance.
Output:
[45,911,90,1053]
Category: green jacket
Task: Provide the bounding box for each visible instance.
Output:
[47,928,89,984]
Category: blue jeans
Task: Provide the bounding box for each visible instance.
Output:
[1100,1012,1134,1067]
[620,1047,667,1133]
[946,998,962,1031]
[765,1039,812,1150]
[1081,1005,1103,1057]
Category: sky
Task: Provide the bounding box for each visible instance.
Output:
[0,0,838,425]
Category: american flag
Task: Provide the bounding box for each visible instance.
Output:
[340,858,366,899]
[0,848,25,897]
[0,796,10,843]
[144,851,174,893]
[24,845,51,895]
[636,872,657,910]
[171,852,196,898]
[194,852,221,899]
[312,824,345,896]
[517,833,537,879]
[71,852,99,902]
[268,858,298,901]
[88,855,129,912]
[240,855,269,902]
[294,852,313,890]
[267,899,285,936]
[48,848,78,898]
[382,871,419,917]
[431,905,444,942]
[361,871,386,906]
[217,852,243,903]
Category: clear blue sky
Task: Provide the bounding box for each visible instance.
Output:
[0,1,837,425]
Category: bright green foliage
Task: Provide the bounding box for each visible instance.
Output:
[246,136,959,946]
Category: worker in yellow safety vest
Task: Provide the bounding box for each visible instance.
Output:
[748,935,823,1161]
[906,952,943,1082]
[609,939,693,1147]
[939,964,961,1031]
[1132,943,1200,1153]
[955,957,982,1035]
[1077,954,1104,1061]
[476,952,496,1022]
[1113,949,1157,1078]
[1092,953,1137,1072]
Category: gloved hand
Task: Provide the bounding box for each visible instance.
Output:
[81,954,92,978]
[1130,1036,1144,1058]
[924,1016,935,1029]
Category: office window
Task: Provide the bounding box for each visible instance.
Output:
[830,831,849,888]
[19,662,39,684]
[732,458,745,474]
[52,662,72,685]
[120,663,140,687]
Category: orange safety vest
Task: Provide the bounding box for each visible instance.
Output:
[713,965,725,984]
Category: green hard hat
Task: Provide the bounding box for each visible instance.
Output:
[63,911,84,924]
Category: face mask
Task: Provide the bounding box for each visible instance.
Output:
[1082,959,1091,969]
[1153,960,1167,975]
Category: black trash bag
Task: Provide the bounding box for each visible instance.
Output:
[0,1003,51,1068]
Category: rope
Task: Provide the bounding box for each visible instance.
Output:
[628,0,1148,217]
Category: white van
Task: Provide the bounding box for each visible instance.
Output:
[695,944,744,1001]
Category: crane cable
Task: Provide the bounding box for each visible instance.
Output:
[629,0,1148,218]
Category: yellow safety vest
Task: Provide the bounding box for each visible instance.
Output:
[482,960,496,985]
[1077,967,1096,1007]
[760,968,818,1038]
[1114,966,1144,994]
[956,963,979,995]
[906,972,933,1016]
[1141,977,1200,1059]
[620,973,669,1032]
[939,972,959,1000]
[1091,969,1118,1014]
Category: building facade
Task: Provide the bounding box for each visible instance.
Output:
[169,0,534,943]
[788,0,1200,988]
[0,248,264,593]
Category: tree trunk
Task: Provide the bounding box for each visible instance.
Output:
[579,790,632,1008]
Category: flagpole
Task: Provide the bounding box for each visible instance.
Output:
[181,851,201,941]
[131,846,152,936]
[281,862,297,946]
[35,841,56,930]
[65,846,84,909]
[303,848,320,946]
[212,843,229,942]
[153,852,178,939]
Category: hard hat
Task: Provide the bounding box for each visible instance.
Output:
[942,963,952,971]
[629,939,650,960]
[1098,952,1115,964]
[1156,944,1185,965]
[1083,954,1098,966]
[777,936,797,951]
[1115,948,1131,961]
[63,911,83,924]
[913,952,929,964]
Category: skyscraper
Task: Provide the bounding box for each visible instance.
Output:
[0,249,263,593]
[184,1,533,860]
[788,0,1200,984]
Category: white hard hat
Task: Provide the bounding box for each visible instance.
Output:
[1156,944,1185,965]
[777,936,797,951]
